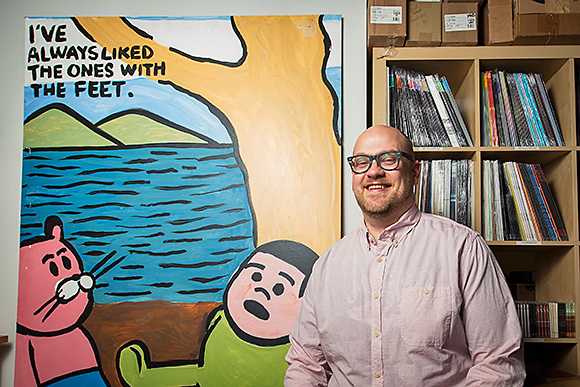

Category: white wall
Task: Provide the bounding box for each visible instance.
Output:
[0,1,366,385]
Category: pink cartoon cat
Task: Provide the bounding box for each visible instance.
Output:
[16,215,108,386]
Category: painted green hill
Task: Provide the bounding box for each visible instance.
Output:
[24,108,116,148]
[99,114,207,145]
[23,106,207,149]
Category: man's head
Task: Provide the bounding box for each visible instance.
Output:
[349,125,420,228]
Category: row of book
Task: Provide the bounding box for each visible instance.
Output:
[481,69,564,147]
[482,160,567,241]
[415,159,474,228]
[388,66,473,148]
[515,301,575,339]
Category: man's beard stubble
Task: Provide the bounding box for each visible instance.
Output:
[354,174,415,217]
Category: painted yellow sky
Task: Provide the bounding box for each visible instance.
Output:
[75,16,341,254]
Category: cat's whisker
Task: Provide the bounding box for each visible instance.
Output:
[89,250,117,276]
[94,255,126,280]
[41,299,60,322]
[33,295,57,316]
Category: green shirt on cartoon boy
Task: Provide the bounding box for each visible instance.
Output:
[118,240,318,387]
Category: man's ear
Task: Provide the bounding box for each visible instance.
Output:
[412,160,422,185]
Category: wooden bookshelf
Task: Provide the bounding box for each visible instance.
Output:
[372,45,580,376]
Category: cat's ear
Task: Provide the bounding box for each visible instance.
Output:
[44,216,64,240]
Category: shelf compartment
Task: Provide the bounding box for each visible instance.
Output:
[494,245,576,303]
[372,57,477,148]
[524,342,579,377]
[480,151,576,244]
[479,58,575,148]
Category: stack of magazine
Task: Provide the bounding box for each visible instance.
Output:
[388,66,473,147]
[481,69,564,147]
[482,160,567,241]
[415,159,474,228]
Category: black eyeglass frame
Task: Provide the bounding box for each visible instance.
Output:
[347,151,414,174]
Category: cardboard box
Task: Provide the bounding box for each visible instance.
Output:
[480,0,513,45]
[368,0,407,47]
[514,0,574,14]
[443,0,485,8]
[406,1,442,46]
[513,13,580,44]
[442,2,478,45]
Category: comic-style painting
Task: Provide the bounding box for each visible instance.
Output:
[18,15,341,387]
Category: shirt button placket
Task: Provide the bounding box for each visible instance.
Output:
[371,254,385,387]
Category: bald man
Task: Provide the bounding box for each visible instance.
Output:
[285,126,525,386]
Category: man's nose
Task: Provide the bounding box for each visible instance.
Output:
[366,158,385,175]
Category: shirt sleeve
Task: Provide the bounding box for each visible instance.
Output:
[460,234,526,386]
[284,275,330,387]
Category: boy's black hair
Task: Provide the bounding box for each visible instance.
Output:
[243,240,319,297]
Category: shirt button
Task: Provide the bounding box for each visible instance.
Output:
[375,371,381,378]
[423,288,430,295]
[393,238,398,244]
[374,293,379,299]
[377,256,383,263]
[374,331,380,338]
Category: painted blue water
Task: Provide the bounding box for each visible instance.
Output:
[327,66,342,141]
[20,144,256,304]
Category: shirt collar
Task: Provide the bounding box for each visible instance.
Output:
[360,205,421,249]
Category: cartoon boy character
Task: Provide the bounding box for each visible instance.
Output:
[15,215,108,386]
[117,240,318,386]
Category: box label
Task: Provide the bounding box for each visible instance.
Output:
[444,13,477,32]
[370,6,403,24]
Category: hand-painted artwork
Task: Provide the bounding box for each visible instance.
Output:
[18,15,341,387]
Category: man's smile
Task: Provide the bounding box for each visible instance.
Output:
[365,181,392,191]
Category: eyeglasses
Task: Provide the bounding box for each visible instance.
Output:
[347,151,414,174]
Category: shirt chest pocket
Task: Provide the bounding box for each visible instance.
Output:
[399,286,452,347]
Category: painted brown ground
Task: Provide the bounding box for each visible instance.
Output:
[84,301,220,387]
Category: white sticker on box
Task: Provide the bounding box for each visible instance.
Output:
[370,6,403,24]
[444,13,477,32]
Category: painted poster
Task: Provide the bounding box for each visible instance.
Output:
[18,15,341,387]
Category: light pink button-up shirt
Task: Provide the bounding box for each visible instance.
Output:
[285,205,525,386]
